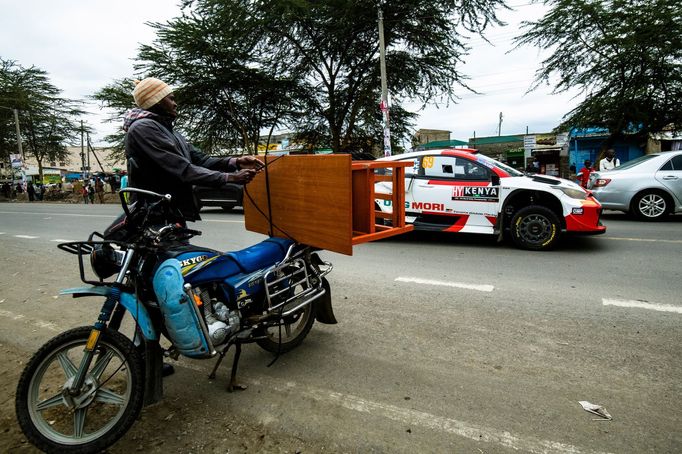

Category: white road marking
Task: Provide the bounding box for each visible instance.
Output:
[0,210,116,218]
[395,276,494,292]
[601,236,682,244]
[177,360,606,454]
[602,298,682,314]
[52,239,75,242]
[14,235,38,239]
[0,309,61,332]
[204,219,245,224]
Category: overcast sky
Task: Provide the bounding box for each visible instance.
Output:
[0,0,582,146]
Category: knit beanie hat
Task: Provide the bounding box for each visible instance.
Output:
[132,78,172,110]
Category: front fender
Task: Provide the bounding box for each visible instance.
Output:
[60,286,157,341]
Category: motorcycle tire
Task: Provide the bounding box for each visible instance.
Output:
[257,301,316,354]
[15,326,145,454]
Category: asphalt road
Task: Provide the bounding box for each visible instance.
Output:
[0,203,680,453]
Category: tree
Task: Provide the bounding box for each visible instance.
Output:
[95,0,507,155]
[515,0,682,145]
[260,0,507,154]
[0,59,86,181]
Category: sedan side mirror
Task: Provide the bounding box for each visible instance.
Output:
[491,174,500,186]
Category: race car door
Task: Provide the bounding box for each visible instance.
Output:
[411,154,498,233]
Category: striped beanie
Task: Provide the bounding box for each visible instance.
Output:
[132,78,172,109]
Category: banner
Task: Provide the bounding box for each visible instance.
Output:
[10,154,22,168]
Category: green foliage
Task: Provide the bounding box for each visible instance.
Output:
[0,59,86,178]
[262,0,506,153]
[515,0,682,142]
[95,0,506,155]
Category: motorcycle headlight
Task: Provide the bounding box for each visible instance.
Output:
[554,186,588,200]
[90,245,124,280]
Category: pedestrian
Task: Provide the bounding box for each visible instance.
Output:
[15,182,23,194]
[81,184,89,204]
[88,184,96,204]
[2,182,10,198]
[599,148,620,171]
[26,182,35,202]
[578,160,593,188]
[95,177,105,203]
[123,77,262,223]
[38,183,46,201]
[119,171,129,203]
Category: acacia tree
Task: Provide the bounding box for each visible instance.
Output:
[515,0,682,144]
[95,0,507,156]
[0,59,85,181]
[261,0,507,154]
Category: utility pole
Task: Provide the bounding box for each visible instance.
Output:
[498,112,503,136]
[80,120,87,180]
[378,7,391,156]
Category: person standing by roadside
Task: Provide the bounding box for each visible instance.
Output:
[26,182,35,202]
[88,183,96,204]
[95,177,105,203]
[599,148,620,171]
[81,184,89,204]
[119,171,129,203]
[578,160,594,188]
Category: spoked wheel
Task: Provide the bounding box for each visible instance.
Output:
[256,301,316,353]
[15,327,144,453]
[632,191,669,221]
[510,205,561,251]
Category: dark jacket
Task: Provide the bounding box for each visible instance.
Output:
[124,109,237,221]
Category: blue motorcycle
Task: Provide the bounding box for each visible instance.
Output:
[15,188,337,453]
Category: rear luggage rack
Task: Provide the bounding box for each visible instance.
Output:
[57,232,127,286]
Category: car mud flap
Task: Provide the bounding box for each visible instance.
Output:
[315,278,337,325]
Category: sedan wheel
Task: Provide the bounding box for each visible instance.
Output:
[632,191,668,221]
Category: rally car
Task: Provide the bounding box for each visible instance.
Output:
[375,148,606,251]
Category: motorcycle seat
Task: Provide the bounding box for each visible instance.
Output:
[226,237,294,273]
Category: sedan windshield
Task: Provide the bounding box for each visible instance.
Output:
[475,154,524,176]
[607,154,657,171]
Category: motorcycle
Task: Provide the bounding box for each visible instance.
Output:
[15,187,337,453]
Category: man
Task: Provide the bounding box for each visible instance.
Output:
[124,77,262,377]
[578,160,593,188]
[599,148,620,171]
[123,77,262,221]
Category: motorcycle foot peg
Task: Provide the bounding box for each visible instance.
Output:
[164,347,180,360]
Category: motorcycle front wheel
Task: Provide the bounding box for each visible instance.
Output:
[257,301,316,353]
[15,326,144,453]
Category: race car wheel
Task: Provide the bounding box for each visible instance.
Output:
[510,205,560,251]
[631,190,670,221]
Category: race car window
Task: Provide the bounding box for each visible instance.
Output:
[454,157,491,181]
[421,155,455,178]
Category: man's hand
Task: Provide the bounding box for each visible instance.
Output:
[226,169,258,184]
[236,155,264,171]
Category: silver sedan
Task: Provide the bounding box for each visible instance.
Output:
[589,151,682,220]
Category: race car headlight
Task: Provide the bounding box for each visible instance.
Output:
[554,186,588,200]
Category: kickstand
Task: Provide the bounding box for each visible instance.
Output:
[207,341,247,392]
[227,343,247,392]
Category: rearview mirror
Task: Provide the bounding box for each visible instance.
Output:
[491,174,500,186]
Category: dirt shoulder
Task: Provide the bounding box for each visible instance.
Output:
[0,342,326,453]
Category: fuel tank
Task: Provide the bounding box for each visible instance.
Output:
[161,238,294,307]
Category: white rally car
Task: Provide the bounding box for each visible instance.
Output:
[375,148,606,250]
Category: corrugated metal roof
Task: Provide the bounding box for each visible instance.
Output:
[468,135,524,144]
[420,139,468,149]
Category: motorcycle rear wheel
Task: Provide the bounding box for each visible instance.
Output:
[15,326,144,453]
[257,301,316,353]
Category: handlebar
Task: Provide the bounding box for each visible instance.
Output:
[119,188,171,216]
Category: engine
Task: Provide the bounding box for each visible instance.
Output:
[193,286,241,346]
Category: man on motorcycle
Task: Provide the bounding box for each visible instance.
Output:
[123,77,263,376]
[123,77,263,222]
